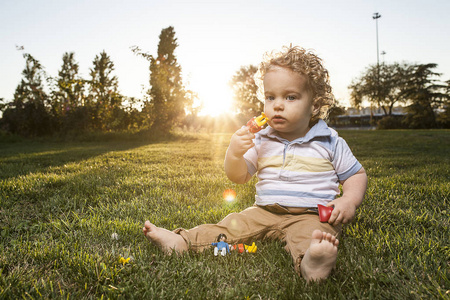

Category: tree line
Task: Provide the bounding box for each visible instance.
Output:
[1,27,449,137]
[1,50,139,136]
[349,62,450,129]
[0,27,197,137]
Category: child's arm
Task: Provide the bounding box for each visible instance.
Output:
[327,167,368,226]
[224,127,255,184]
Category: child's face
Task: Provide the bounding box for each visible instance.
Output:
[263,67,318,141]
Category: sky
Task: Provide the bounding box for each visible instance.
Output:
[1,0,449,116]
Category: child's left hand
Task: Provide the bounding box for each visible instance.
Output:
[327,167,367,226]
[326,197,357,226]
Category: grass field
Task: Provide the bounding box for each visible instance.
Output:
[0,130,449,299]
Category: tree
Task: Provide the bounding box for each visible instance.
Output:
[402,64,449,128]
[89,50,122,130]
[13,53,48,109]
[131,27,192,133]
[148,27,189,133]
[327,100,346,126]
[1,53,53,136]
[0,98,6,120]
[348,63,411,115]
[230,65,262,118]
[436,79,450,127]
[52,52,85,115]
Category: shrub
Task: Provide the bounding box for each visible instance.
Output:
[377,115,406,129]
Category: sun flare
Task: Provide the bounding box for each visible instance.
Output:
[197,87,233,117]
[188,73,234,117]
[223,189,236,202]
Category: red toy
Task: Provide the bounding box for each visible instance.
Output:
[318,204,333,222]
[233,243,245,253]
[246,113,269,133]
[231,242,257,253]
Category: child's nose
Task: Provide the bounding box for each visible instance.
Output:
[273,98,284,110]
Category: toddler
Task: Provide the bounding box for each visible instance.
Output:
[143,45,367,282]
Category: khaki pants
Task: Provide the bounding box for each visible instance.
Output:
[174,204,341,274]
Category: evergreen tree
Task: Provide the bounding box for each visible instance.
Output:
[89,50,122,130]
[48,52,90,133]
[54,52,85,115]
[148,26,189,133]
[1,53,53,135]
[13,53,48,109]
[402,64,449,128]
[439,79,450,127]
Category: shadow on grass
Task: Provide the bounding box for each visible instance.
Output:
[0,130,202,238]
[0,131,197,180]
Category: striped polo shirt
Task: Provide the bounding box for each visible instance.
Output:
[243,120,362,207]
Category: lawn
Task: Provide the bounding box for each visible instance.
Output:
[0,130,449,299]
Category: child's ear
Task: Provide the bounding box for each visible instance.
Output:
[312,100,320,115]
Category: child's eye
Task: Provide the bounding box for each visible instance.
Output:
[286,95,297,101]
[265,96,275,101]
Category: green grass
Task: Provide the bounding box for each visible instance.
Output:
[0,130,449,299]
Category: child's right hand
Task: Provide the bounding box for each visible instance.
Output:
[227,126,255,158]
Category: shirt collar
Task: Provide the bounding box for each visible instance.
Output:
[260,119,331,144]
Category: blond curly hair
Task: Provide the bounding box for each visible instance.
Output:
[255,45,335,123]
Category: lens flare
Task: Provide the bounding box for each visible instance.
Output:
[223,189,236,202]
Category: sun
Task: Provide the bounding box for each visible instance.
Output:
[199,98,232,117]
[197,85,233,117]
[187,72,234,117]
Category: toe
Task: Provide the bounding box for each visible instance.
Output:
[144,221,157,233]
[330,235,336,244]
[311,229,323,240]
[326,233,336,244]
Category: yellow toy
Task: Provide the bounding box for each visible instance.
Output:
[244,242,257,253]
[246,113,269,133]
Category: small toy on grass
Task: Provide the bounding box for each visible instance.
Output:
[212,233,231,256]
[318,204,334,222]
[231,242,257,253]
[246,113,269,133]
[119,257,131,266]
[232,243,244,253]
[245,242,257,253]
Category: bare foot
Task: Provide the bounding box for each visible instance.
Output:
[142,221,188,254]
[300,229,339,282]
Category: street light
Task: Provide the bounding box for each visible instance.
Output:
[381,51,386,64]
[373,12,381,66]
[372,12,381,123]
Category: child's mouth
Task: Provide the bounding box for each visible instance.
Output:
[272,116,286,123]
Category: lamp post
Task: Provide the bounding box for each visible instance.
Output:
[373,12,381,66]
[372,12,381,125]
